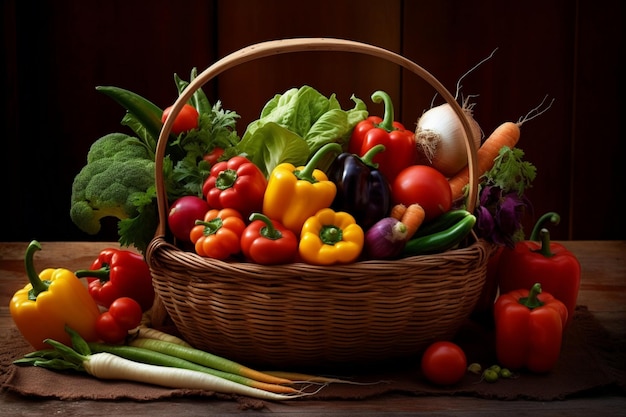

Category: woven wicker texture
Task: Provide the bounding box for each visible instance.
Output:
[147,38,492,367]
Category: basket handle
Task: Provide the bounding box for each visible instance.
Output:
[154,38,479,238]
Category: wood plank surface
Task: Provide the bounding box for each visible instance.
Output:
[1,240,624,416]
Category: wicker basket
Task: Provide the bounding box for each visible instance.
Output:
[147,38,493,368]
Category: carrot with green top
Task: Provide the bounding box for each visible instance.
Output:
[448,97,553,202]
[448,121,520,201]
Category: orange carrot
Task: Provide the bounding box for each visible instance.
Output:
[448,95,554,202]
[401,203,426,239]
[448,121,520,201]
[390,204,407,220]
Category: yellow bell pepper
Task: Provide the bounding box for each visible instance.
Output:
[9,240,101,350]
[299,208,364,265]
[263,143,341,235]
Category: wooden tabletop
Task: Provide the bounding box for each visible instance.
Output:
[1,241,625,416]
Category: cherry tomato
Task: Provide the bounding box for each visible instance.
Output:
[161,103,199,135]
[168,196,210,242]
[392,165,452,221]
[420,341,467,386]
[95,311,128,344]
[108,297,143,331]
[203,147,225,167]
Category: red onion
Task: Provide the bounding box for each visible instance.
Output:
[364,217,408,260]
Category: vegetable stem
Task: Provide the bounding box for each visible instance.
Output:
[359,143,385,169]
[24,240,49,299]
[249,213,283,240]
[371,91,395,132]
[529,212,560,241]
[532,228,556,258]
[518,283,545,310]
[295,143,342,183]
[87,342,297,394]
[128,338,293,385]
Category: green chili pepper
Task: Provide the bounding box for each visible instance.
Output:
[96,85,165,149]
[174,68,212,114]
[403,214,476,256]
[413,209,472,238]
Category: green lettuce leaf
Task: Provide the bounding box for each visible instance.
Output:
[232,86,368,175]
[235,122,310,176]
[306,94,368,154]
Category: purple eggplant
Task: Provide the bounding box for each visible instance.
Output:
[327,144,392,230]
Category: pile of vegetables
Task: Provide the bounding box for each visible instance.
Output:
[10,241,353,399]
[70,67,544,263]
[10,239,576,397]
[16,59,585,398]
[15,325,329,400]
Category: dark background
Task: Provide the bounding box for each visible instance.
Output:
[2,0,624,243]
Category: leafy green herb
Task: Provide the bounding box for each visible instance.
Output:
[482,146,536,196]
[168,102,240,199]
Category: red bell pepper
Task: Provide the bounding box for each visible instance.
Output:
[497,212,581,327]
[241,213,298,265]
[348,90,417,183]
[202,155,268,218]
[494,283,568,373]
[75,248,155,312]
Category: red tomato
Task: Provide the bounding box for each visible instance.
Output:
[392,165,452,221]
[420,341,467,386]
[203,147,224,167]
[108,297,143,331]
[168,196,210,242]
[95,312,128,344]
[162,103,199,135]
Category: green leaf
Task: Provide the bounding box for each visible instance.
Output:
[235,122,310,176]
[236,86,368,175]
[482,146,537,196]
[121,113,157,157]
[66,325,91,356]
[118,192,158,253]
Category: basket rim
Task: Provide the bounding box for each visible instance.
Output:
[152,37,481,241]
[147,233,494,278]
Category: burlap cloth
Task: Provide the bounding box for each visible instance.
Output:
[1,306,624,408]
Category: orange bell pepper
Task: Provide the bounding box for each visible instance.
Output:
[190,208,246,260]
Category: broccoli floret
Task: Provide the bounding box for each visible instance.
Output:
[86,132,154,162]
[70,133,156,250]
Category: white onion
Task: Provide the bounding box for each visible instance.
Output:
[415,103,482,178]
